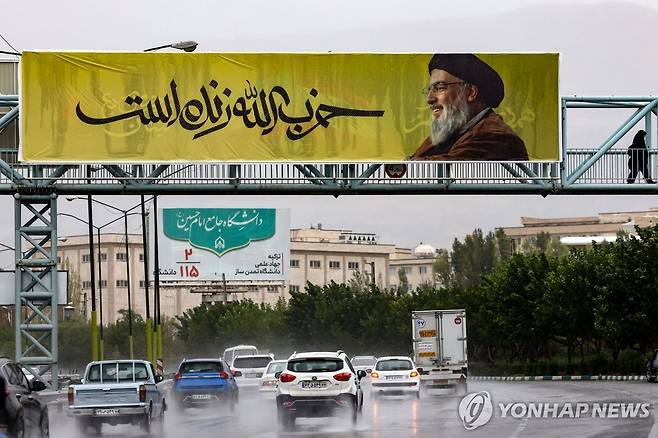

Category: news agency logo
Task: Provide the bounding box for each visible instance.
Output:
[458,391,651,431]
[458,391,493,430]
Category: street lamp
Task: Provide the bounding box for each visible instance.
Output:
[58,212,105,360]
[63,200,150,360]
[143,41,198,52]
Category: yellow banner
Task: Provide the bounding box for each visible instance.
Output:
[20,52,558,162]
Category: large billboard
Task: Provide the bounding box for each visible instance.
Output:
[20,52,559,162]
[156,208,289,281]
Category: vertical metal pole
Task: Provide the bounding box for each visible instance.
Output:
[561,98,568,188]
[646,112,653,150]
[153,196,162,369]
[51,196,59,390]
[87,194,98,362]
[646,112,654,178]
[124,212,134,359]
[14,196,21,363]
[141,196,153,365]
[96,228,104,360]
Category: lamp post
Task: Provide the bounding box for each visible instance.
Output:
[143,41,198,52]
[65,197,156,363]
[59,211,144,359]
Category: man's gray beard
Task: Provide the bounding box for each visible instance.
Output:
[430,93,470,145]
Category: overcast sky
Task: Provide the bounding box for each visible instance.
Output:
[1,0,657,266]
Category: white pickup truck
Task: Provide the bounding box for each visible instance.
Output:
[67,360,166,435]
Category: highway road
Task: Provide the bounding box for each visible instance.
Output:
[49,380,658,437]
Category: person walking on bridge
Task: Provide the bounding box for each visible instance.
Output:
[627,129,655,184]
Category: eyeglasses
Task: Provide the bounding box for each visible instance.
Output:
[422,81,466,95]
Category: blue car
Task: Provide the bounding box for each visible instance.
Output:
[172,359,238,410]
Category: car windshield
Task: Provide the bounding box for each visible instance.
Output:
[233,357,272,368]
[265,362,286,374]
[288,358,343,373]
[352,357,376,367]
[180,361,223,373]
[376,359,413,371]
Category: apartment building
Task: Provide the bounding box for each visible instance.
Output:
[500,208,658,250]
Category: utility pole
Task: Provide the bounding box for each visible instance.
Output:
[124,212,134,359]
[141,196,153,365]
[153,196,162,374]
[86,191,98,362]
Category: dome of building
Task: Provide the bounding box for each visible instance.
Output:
[413,242,436,258]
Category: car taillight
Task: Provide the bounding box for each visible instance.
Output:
[279,373,296,383]
[370,372,379,379]
[68,387,74,405]
[233,371,242,377]
[139,384,146,402]
[219,371,229,379]
[174,372,182,381]
[410,371,419,378]
[333,372,352,382]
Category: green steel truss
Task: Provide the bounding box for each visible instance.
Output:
[13,194,59,390]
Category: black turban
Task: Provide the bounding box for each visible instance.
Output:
[428,54,504,108]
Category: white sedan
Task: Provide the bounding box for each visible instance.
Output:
[259,360,286,393]
[370,356,420,398]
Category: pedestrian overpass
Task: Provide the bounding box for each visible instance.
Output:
[1,94,657,388]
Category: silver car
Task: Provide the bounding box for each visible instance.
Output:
[231,354,274,391]
[259,360,287,393]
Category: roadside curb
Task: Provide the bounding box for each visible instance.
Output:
[471,375,644,381]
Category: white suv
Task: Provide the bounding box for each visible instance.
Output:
[275,351,365,429]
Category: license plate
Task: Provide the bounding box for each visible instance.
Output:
[433,379,449,384]
[386,375,403,380]
[95,409,119,416]
[191,394,211,400]
[301,381,328,389]
[246,373,259,378]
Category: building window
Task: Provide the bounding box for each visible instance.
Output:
[266,285,278,292]
[310,260,321,269]
[139,253,145,262]
[116,280,129,288]
[116,253,127,261]
[329,261,341,269]
[419,266,428,274]
[99,253,107,262]
[248,285,259,292]
[405,267,412,274]
[98,280,107,288]
[82,254,90,263]
[290,285,300,293]
[56,256,61,264]
[139,280,147,288]
[290,259,300,268]
[348,261,359,270]
[82,281,92,289]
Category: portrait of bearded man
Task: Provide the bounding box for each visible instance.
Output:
[410,53,529,161]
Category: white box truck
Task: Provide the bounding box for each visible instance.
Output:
[411,309,468,393]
